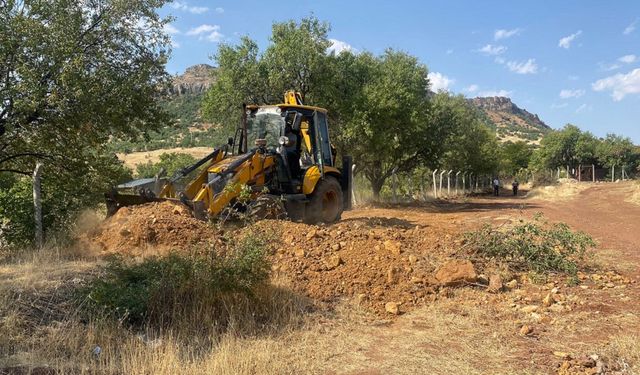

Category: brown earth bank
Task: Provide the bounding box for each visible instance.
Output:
[2,182,640,374]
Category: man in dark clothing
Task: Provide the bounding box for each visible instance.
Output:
[512,179,519,196]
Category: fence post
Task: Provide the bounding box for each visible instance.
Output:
[455,171,461,195]
[612,165,615,182]
[392,168,398,203]
[578,164,581,182]
[432,169,438,198]
[462,173,466,194]
[447,170,452,196]
[33,162,43,248]
[439,170,446,196]
[351,164,357,206]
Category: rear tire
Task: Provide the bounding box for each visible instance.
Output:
[305,176,343,224]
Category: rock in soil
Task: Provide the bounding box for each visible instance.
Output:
[434,259,477,286]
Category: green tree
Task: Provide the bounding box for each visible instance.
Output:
[500,141,533,176]
[0,0,171,177]
[596,134,635,169]
[434,93,499,176]
[531,124,582,170]
[0,0,170,246]
[336,50,431,198]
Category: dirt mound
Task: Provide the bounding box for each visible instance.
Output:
[90,201,217,255]
[250,217,465,316]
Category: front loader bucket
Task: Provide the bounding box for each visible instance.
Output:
[105,190,168,217]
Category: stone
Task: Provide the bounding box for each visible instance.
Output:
[306,229,318,240]
[487,274,503,293]
[520,305,539,313]
[505,279,518,289]
[519,325,533,336]
[384,240,402,256]
[385,302,400,315]
[294,248,306,258]
[356,294,367,304]
[410,276,423,284]
[331,243,341,251]
[339,241,347,248]
[434,259,477,286]
[324,255,343,270]
[553,351,571,359]
[408,255,418,265]
[542,293,553,307]
[386,267,399,284]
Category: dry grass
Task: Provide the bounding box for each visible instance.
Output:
[624,181,640,206]
[528,180,589,201]
[2,245,639,375]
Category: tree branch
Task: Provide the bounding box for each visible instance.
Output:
[0,169,31,176]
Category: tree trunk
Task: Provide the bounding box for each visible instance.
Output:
[371,179,384,201]
[33,163,43,248]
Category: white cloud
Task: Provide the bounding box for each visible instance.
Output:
[215,7,224,14]
[164,24,180,35]
[592,68,640,101]
[327,39,354,54]
[575,104,591,113]
[494,28,521,40]
[428,72,455,91]
[477,44,507,56]
[477,89,512,97]
[558,30,582,49]
[600,54,637,71]
[446,49,454,55]
[494,56,506,64]
[559,89,585,99]
[624,19,638,35]
[171,40,181,48]
[506,59,538,74]
[618,54,637,64]
[187,24,223,42]
[464,84,479,93]
[170,1,208,14]
[568,75,579,81]
[551,102,568,109]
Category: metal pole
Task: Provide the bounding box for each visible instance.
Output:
[439,170,446,196]
[432,169,438,198]
[455,171,461,195]
[447,170,452,196]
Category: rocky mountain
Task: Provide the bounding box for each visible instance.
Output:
[169,64,216,96]
[468,96,551,144]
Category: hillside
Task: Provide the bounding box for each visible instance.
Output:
[109,65,221,153]
[469,96,552,144]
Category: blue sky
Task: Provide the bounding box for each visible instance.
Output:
[161,1,640,142]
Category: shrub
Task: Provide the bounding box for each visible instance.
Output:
[464,215,595,277]
[82,232,271,326]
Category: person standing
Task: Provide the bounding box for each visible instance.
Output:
[512,179,519,196]
[492,177,500,196]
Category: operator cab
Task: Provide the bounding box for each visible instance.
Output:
[236,104,335,194]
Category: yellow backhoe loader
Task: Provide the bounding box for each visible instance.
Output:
[105,91,352,224]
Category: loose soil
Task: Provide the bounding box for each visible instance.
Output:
[76,181,640,373]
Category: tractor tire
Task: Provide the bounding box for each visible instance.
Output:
[305,176,343,224]
[248,195,288,220]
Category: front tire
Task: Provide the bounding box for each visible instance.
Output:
[305,176,343,224]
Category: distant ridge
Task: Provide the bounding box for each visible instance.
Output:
[468,96,551,144]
